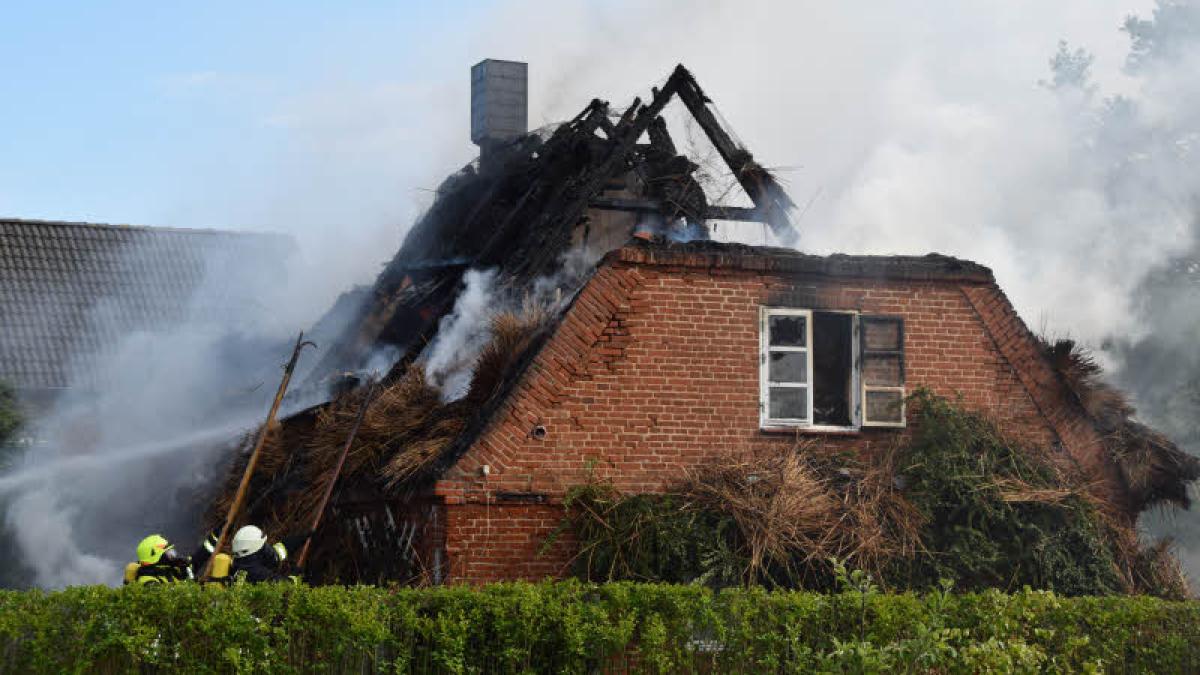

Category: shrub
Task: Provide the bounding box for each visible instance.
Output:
[0,582,1198,673]
[557,390,1176,597]
[0,380,19,449]
[895,389,1123,595]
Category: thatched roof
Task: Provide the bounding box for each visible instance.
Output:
[1043,339,1200,511]
[206,310,552,540]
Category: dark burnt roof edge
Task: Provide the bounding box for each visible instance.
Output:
[609,238,995,283]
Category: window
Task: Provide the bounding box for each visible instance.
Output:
[761,309,812,423]
[760,308,905,429]
[860,316,906,426]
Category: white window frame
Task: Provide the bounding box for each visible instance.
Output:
[759,307,814,427]
[760,308,905,431]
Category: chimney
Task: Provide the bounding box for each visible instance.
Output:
[471,59,528,163]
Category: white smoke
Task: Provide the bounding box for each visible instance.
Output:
[469,0,1176,340]
[5,490,112,587]
[423,268,500,400]
[424,248,603,401]
[0,238,330,588]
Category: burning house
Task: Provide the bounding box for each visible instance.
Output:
[206,63,1199,588]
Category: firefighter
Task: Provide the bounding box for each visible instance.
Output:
[230,525,310,583]
[126,534,193,585]
[189,530,219,578]
[123,532,232,586]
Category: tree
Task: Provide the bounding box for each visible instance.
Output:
[0,380,20,449]
[1124,0,1200,73]
[1040,40,1096,95]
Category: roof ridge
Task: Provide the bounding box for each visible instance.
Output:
[0,217,283,238]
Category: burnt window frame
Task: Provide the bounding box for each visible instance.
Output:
[859,315,906,428]
[759,307,906,431]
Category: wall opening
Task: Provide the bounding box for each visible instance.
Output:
[813,312,853,427]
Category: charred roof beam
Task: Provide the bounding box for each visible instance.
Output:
[588,196,766,222]
[668,64,797,240]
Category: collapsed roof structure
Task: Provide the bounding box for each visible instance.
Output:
[206,64,1199,586]
[305,64,795,385]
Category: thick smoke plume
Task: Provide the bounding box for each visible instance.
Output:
[0,242,315,587]
[0,215,411,588]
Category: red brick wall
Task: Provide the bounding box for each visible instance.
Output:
[432,253,1119,583]
[443,503,574,582]
[959,283,1124,508]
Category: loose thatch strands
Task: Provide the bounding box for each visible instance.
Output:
[203,307,550,550]
[203,332,315,581]
[679,445,924,586]
[1042,338,1200,510]
[297,378,380,569]
[560,444,924,589]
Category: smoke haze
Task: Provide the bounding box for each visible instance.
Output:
[4,0,1200,586]
[0,240,314,587]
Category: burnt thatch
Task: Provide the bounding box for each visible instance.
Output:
[1043,338,1200,511]
[303,64,797,388]
[205,309,551,540]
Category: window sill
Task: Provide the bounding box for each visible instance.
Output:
[760,424,862,436]
[759,424,907,436]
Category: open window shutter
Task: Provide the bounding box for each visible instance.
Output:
[860,316,905,427]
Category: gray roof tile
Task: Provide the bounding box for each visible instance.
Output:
[0,218,286,391]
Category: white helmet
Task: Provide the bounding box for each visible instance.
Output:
[231,525,268,559]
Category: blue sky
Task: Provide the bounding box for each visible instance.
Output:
[0,1,494,230]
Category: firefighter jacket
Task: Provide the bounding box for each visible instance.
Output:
[231,533,309,583]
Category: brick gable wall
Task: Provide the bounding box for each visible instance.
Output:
[431,252,1120,583]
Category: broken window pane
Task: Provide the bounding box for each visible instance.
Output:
[769,387,807,420]
[862,318,902,351]
[769,352,808,383]
[865,390,904,424]
[769,315,806,347]
[862,354,903,387]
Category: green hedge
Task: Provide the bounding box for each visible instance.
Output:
[1,581,1197,673]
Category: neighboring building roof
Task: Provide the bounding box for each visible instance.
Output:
[0,217,286,391]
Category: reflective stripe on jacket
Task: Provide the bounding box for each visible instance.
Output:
[135,564,191,584]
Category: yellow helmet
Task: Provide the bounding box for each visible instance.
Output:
[136,534,173,565]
